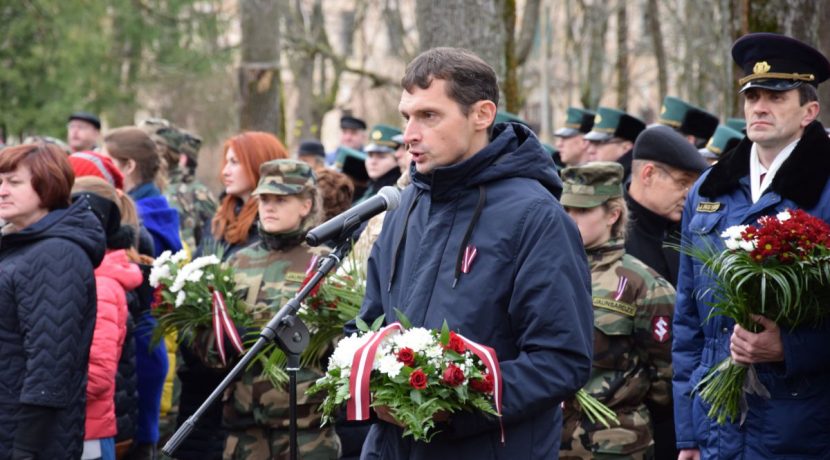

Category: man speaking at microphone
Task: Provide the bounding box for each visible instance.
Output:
[345,47,594,459]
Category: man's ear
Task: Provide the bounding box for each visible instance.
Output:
[473,100,497,132]
[802,100,820,127]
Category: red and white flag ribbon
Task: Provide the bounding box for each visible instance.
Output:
[212,290,245,366]
[347,322,404,421]
[461,245,478,274]
[456,332,505,443]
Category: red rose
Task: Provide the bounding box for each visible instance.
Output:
[470,373,494,394]
[397,347,416,367]
[444,331,466,354]
[441,364,466,387]
[409,369,428,390]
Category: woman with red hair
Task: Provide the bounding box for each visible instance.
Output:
[204,131,288,259]
[175,132,287,460]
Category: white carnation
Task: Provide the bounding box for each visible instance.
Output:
[393,328,434,353]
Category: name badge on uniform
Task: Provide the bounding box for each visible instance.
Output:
[592,297,636,317]
[697,202,722,213]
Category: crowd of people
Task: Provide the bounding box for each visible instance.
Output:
[1,30,829,460]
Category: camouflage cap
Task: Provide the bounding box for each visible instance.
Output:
[253,159,316,196]
[180,131,203,159]
[560,161,624,208]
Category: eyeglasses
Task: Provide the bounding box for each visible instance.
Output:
[653,164,696,190]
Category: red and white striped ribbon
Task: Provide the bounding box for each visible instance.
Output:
[212,290,245,366]
[461,245,478,274]
[347,322,404,421]
[455,332,505,442]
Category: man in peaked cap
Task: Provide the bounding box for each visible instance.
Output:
[327,113,368,165]
[658,96,720,148]
[554,107,595,167]
[584,107,646,182]
[673,33,830,460]
[699,124,744,164]
[360,124,402,202]
[67,111,101,153]
[297,139,327,172]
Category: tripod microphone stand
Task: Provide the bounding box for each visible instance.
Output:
[162,238,353,460]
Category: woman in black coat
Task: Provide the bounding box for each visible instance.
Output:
[0,143,105,458]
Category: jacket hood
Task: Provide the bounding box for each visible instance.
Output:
[0,196,106,267]
[96,249,143,291]
[411,122,563,200]
[135,195,182,255]
[699,120,830,208]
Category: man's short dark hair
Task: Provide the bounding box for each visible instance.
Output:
[798,83,819,105]
[401,47,499,116]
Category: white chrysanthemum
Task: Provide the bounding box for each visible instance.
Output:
[186,269,204,283]
[377,353,404,378]
[175,290,186,308]
[425,345,443,360]
[739,239,756,252]
[171,250,189,264]
[720,225,747,240]
[393,328,434,353]
[153,250,172,269]
[148,265,171,288]
[329,333,373,370]
[724,238,740,251]
[777,210,792,222]
[188,255,220,271]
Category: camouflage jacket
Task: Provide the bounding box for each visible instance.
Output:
[224,237,330,430]
[561,239,675,458]
[164,168,218,252]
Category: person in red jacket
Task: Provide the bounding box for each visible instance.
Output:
[73,176,144,460]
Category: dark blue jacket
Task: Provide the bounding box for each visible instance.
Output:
[0,198,105,459]
[350,123,594,459]
[673,121,830,459]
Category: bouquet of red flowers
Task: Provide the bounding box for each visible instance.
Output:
[308,313,502,442]
[690,209,830,424]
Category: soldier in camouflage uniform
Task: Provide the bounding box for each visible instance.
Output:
[559,162,676,460]
[140,119,218,252]
[224,160,339,460]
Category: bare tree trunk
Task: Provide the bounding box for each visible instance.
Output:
[615,1,628,111]
[515,0,541,66]
[581,0,608,109]
[239,0,282,137]
[503,0,520,112]
[646,0,667,105]
[818,3,830,124]
[415,0,505,80]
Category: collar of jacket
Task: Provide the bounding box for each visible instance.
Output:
[699,120,830,208]
[128,182,162,201]
[586,238,625,272]
[625,191,675,237]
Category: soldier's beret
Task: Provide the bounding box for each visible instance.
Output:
[634,125,710,173]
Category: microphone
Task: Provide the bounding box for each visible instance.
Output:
[306,186,402,246]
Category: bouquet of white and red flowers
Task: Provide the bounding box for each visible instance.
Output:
[690,209,830,424]
[149,249,251,365]
[308,313,502,442]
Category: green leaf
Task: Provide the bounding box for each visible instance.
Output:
[370,314,386,332]
[355,316,370,332]
[441,320,450,345]
[394,308,412,329]
[410,389,423,405]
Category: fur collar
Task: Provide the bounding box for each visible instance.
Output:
[699,121,830,208]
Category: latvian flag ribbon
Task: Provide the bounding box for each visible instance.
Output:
[211,289,245,366]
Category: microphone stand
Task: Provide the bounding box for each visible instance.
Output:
[162,237,354,460]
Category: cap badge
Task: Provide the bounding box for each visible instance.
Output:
[753,61,771,75]
[660,105,667,114]
[372,130,382,140]
[595,114,602,124]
